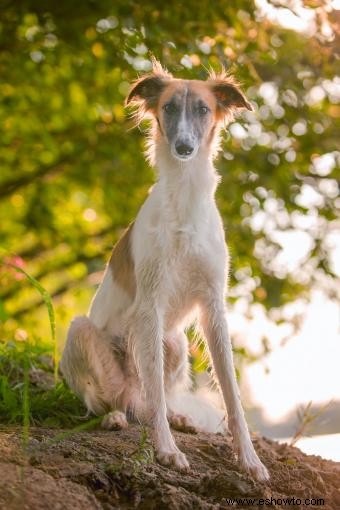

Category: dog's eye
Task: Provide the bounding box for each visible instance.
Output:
[198,106,209,115]
[163,103,177,114]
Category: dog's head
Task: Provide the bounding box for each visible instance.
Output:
[126,60,252,162]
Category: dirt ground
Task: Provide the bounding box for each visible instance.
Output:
[0,425,339,510]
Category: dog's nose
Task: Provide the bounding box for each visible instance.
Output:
[175,142,194,157]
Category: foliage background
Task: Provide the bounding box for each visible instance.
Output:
[0,1,339,367]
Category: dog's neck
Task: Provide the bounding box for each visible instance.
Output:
[152,137,220,227]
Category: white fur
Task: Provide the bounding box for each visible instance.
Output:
[60,75,269,481]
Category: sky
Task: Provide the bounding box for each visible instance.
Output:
[229,290,340,460]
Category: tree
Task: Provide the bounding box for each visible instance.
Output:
[0,1,339,337]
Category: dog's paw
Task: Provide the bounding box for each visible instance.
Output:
[168,413,197,434]
[243,456,269,482]
[101,410,128,431]
[239,446,269,482]
[156,449,190,471]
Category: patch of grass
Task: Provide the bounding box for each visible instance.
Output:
[131,426,154,469]
[0,340,86,428]
[105,426,154,476]
[0,260,90,430]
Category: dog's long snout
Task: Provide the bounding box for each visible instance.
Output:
[175,142,194,157]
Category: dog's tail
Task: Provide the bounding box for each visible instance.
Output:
[167,389,227,434]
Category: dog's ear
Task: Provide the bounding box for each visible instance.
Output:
[126,75,165,107]
[126,59,172,115]
[126,75,167,110]
[209,75,252,116]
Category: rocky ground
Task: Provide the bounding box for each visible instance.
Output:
[0,425,339,509]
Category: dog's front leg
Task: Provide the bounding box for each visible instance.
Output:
[200,297,269,481]
[128,299,189,471]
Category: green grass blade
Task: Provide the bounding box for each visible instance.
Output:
[22,351,30,448]
[4,262,58,383]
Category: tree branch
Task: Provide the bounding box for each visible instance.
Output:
[0,156,73,199]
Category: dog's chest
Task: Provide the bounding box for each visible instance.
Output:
[167,223,206,256]
[134,179,228,299]
[161,217,227,291]
[170,196,225,251]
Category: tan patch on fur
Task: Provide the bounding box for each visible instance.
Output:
[157,79,220,126]
[109,223,136,298]
[157,80,185,108]
[190,80,223,122]
[188,81,218,110]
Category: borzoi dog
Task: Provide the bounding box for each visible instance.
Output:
[60,62,269,481]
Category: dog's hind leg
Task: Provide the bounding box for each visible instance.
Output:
[60,316,127,426]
